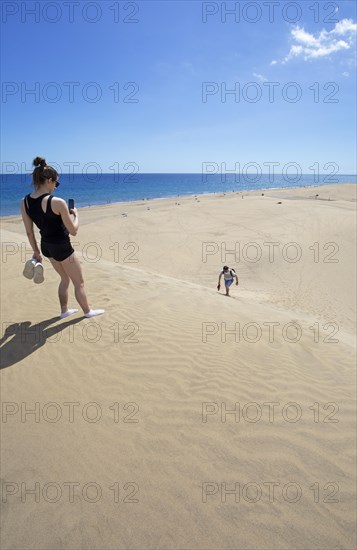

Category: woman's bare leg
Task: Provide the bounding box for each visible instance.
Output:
[49,258,71,313]
[61,253,90,314]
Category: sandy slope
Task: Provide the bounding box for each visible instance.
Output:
[1,184,356,549]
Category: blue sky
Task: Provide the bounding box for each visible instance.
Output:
[1,0,356,174]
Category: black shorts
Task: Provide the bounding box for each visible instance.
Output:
[41,240,74,262]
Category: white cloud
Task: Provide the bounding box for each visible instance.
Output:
[291,27,319,46]
[253,73,268,82]
[270,60,277,66]
[332,19,357,35]
[342,71,350,77]
[273,18,356,64]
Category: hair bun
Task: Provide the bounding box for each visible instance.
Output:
[33,156,47,168]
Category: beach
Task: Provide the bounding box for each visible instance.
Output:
[1,183,356,549]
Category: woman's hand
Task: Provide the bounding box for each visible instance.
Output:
[33,251,43,263]
[69,207,78,217]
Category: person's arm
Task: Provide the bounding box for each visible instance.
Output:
[235,272,239,285]
[217,272,222,289]
[20,199,42,262]
[55,199,79,236]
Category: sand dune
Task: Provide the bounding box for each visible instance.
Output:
[1,184,356,549]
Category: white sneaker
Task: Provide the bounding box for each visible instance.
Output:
[84,309,105,318]
[23,258,36,279]
[33,262,44,284]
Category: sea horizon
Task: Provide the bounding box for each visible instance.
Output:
[1,173,356,217]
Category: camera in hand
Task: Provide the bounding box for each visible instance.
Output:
[68,199,75,211]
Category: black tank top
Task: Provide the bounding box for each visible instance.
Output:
[24,193,70,243]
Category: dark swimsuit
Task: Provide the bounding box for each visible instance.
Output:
[24,193,74,262]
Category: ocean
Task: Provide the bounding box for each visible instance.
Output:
[1,173,356,217]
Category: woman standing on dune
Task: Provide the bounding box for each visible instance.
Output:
[21,157,105,319]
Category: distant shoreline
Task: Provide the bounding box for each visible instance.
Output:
[1,181,356,221]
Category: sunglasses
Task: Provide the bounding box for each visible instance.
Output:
[53,180,60,188]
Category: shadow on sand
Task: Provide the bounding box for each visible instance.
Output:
[0,316,84,370]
